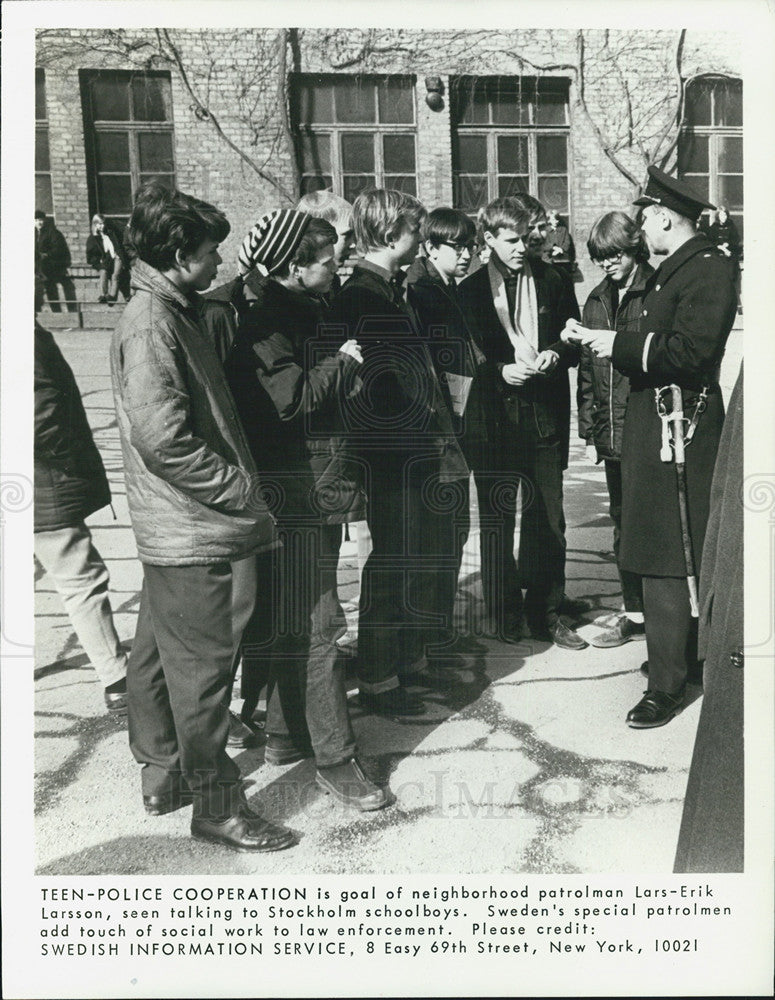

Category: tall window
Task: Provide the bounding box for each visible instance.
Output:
[80,70,175,227]
[35,68,54,215]
[291,75,417,201]
[451,76,571,218]
[678,76,742,239]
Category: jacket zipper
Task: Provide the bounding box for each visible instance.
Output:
[599,294,615,453]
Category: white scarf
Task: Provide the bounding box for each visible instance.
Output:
[487,258,539,364]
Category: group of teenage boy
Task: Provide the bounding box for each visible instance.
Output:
[45,163,734,855]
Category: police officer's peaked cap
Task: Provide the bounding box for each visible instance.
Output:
[633,166,716,222]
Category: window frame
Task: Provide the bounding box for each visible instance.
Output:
[35,68,54,216]
[291,74,418,200]
[450,75,572,219]
[678,76,743,234]
[80,69,176,226]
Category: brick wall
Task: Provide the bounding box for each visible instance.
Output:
[37,27,742,295]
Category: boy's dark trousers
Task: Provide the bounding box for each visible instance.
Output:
[127,556,258,819]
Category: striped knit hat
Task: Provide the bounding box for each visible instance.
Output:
[238,209,311,277]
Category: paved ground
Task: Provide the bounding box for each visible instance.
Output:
[33,321,743,876]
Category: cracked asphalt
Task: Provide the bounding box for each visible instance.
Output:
[33,319,742,876]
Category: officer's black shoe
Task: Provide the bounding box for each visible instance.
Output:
[626,689,684,729]
[358,687,426,718]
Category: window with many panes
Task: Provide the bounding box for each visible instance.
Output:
[678,76,742,241]
[450,76,571,219]
[36,68,54,215]
[291,75,417,202]
[80,70,175,228]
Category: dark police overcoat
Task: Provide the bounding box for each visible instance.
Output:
[611,234,737,577]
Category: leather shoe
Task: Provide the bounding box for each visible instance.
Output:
[559,595,592,618]
[227,710,260,749]
[590,615,645,648]
[143,786,194,816]
[191,805,295,853]
[104,687,128,715]
[316,758,389,811]
[533,619,589,650]
[358,687,426,718]
[626,689,684,728]
[264,734,314,766]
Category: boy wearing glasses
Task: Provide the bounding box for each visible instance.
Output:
[577,212,654,648]
[407,207,496,656]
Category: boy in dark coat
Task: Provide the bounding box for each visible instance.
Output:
[458,196,586,650]
[35,211,77,313]
[326,189,468,718]
[577,211,654,648]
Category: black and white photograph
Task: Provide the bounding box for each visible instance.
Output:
[2,1,773,997]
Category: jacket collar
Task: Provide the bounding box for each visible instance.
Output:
[650,233,715,287]
[131,259,201,315]
[588,261,653,301]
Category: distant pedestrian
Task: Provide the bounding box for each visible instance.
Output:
[35,210,77,313]
[86,213,130,304]
[543,209,576,278]
[111,182,294,852]
[577,211,653,648]
[34,279,127,714]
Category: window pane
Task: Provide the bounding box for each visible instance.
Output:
[343,174,376,202]
[498,175,529,198]
[91,75,130,121]
[35,175,53,216]
[685,81,711,127]
[717,175,743,210]
[454,174,488,212]
[535,81,568,125]
[683,173,709,202]
[536,135,567,173]
[454,79,489,124]
[301,174,333,195]
[383,134,415,173]
[678,133,709,173]
[138,132,174,172]
[497,135,528,174]
[717,135,742,173]
[297,132,331,174]
[730,213,743,246]
[295,78,334,124]
[36,127,51,172]
[97,174,133,214]
[132,76,170,121]
[454,134,487,173]
[35,68,47,120]
[492,80,529,125]
[95,131,130,172]
[341,133,375,172]
[714,80,742,126]
[334,78,375,123]
[378,77,414,123]
[384,175,416,196]
[537,175,568,213]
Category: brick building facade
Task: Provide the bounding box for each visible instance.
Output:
[35,28,742,298]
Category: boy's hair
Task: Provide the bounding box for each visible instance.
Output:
[296,189,352,228]
[126,182,230,271]
[35,210,47,221]
[421,207,476,247]
[287,217,338,272]
[508,192,547,222]
[352,188,426,254]
[587,211,649,263]
[478,197,531,236]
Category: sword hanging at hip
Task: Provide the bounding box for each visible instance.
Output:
[657,384,699,617]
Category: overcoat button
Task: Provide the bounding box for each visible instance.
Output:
[642,309,648,316]
[655,284,661,291]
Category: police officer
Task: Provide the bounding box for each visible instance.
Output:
[563,166,738,727]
